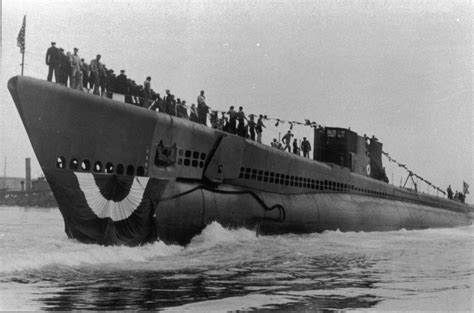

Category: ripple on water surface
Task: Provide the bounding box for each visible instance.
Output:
[0,206,472,311]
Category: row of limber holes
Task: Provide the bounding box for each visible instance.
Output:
[239,167,389,196]
[56,157,146,176]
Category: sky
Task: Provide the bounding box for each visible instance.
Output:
[1,0,472,199]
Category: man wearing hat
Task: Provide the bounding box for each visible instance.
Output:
[45,42,60,82]
[116,70,127,94]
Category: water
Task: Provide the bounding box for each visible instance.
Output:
[0,206,472,311]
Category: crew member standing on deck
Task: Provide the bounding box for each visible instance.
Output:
[292,138,299,155]
[447,185,453,200]
[248,114,256,140]
[80,59,90,92]
[58,48,67,85]
[256,114,265,143]
[70,48,82,90]
[237,106,247,137]
[301,137,311,158]
[189,103,199,122]
[89,55,102,95]
[45,42,60,83]
[143,76,152,107]
[197,90,209,125]
[282,130,293,152]
[227,106,237,134]
[116,70,127,94]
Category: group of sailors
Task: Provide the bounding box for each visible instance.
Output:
[270,131,312,158]
[45,42,158,103]
[44,42,315,156]
[446,185,467,203]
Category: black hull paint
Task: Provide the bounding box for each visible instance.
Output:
[8,76,472,246]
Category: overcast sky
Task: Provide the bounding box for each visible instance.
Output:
[1,0,472,199]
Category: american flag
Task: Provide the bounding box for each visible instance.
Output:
[17,15,26,53]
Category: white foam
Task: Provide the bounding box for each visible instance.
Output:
[0,222,258,273]
[188,221,258,249]
[0,239,182,273]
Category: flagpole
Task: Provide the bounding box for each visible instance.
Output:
[21,15,26,76]
[17,15,26,75]
[21,49,25,76]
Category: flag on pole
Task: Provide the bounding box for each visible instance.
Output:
[463,181,469,194]
[17,15,26,53]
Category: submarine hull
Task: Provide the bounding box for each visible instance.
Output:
[8,76,472,246]
[41,167,470,246]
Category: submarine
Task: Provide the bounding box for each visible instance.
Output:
[8,76,472,246]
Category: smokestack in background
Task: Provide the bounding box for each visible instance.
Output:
[25,158,31,191]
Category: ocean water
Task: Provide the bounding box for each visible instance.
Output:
[0,206,472,312]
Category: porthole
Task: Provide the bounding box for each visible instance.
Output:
[137,166,145,176]
[184,159,190,166]
[177,158,183,165]
[94,161,102,173]
[200,153,206,160]
[126,165,135,176]
[81,159,91,171]
[105,162,114,173]
[199,161,204,168]
[185,150,191,158]
[192,160,198,167]
[56,156,66,169]
[116,164,124,175]
[178,149,184,157]
[69,158,79,170]
[193,151,199,159]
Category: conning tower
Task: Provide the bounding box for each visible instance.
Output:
[313,127,388,182]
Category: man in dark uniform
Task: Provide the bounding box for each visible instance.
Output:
[281,130,294,152]
[163,90,174,114]
[80,58,89,92]
[124,79,134,104]
[45,42,60,82]
[227,106,237,134]
[292,138,299,155]
[447,185,453,200]
[237,106,247,137]
[301,137,312,158]
[58,48,70,86]
[107,69,117,94]
[116,70,128,94]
